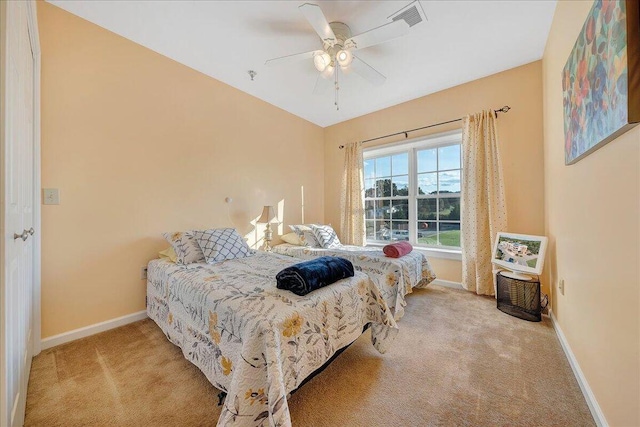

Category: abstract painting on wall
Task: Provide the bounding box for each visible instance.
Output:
[562,0,639,165]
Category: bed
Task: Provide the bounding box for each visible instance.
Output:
[146,251,397,427]
[272,243,436,320]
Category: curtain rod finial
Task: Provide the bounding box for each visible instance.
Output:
[494,105,511,118]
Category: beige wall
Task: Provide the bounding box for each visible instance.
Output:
[324,62,545,285]
[542,1,639,425]
[38,2,325,338]
[35,2,640,422]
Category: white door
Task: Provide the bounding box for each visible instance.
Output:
[1,1,39,426]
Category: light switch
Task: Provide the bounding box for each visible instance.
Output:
[43,188,60,205]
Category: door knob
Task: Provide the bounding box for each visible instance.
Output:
[28,227,34,235]
[14,230,29,241]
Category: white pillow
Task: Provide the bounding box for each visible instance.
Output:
[280,232,304,246]
[194,228,252,263]
[289,225,321,247]
[162,231,206,264]
[309,224,342,249]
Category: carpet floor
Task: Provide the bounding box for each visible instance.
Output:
[25,285,595,426]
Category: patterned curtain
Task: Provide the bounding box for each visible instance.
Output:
[461,110,507,295]
[340,142,365,245]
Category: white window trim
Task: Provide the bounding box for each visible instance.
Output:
[364,130,462,158]
[363,129,463,252]
[365,242,462,260]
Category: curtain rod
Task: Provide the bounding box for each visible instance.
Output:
[338,105,511,149]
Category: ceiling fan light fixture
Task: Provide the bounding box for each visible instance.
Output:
[265,3,409,110]
[313,51,331,72]
[321,64,335,78]
[336,49,353,67]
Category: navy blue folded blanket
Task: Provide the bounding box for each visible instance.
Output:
[276,256,355,296]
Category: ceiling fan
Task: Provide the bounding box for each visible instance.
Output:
[265,2,424,110]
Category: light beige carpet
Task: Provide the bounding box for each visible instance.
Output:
[25,285,595,426]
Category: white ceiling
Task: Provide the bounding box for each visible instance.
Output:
[47,0,557,127]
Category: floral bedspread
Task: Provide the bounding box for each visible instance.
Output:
[272,244,436,320]
[146,252,398,427]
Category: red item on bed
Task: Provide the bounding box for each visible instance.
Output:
[383,241,413,258]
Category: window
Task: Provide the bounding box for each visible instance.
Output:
[364,153,409,242]
[364,131,462,250]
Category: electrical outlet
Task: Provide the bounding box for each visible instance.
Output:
[559,279,565,295]
[140,266,148,280]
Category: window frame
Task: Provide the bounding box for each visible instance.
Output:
[363,130,463,252]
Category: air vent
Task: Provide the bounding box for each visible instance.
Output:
[389,1,427,28]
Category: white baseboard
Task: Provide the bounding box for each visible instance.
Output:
[41,310,148,350]
[431,278,464,290]
[549,310,607,427]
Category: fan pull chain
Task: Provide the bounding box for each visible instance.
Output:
[334,66,340,111]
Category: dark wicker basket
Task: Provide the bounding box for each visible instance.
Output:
[496,271,541,322]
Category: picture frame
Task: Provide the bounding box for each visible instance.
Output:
[562,0,639,165]
[492,232,548,278]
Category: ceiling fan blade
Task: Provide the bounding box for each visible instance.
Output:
[344,20,410,51]
[265,50,320,67]
[351,56,386,86]
[313,73,334,95]
[299,3,336,46]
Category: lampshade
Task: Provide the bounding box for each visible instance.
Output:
[336,49,353,67]
[313,51,331,72]
[321,64,334,79]
[257,206,277,224]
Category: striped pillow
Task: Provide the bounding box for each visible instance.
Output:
[309,224,341,249]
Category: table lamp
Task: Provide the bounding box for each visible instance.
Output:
[257,205,277,252]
